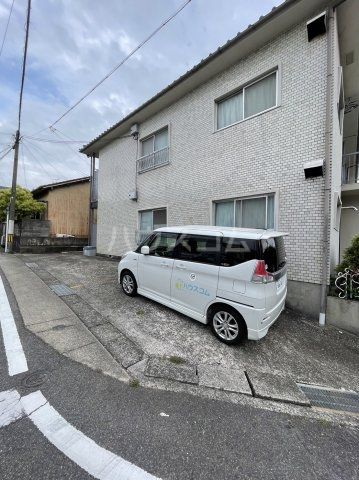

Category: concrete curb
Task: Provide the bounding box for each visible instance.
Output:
[0,254,129,383]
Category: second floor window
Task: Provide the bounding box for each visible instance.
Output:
[141,127,168,157]
[216,70,277,130]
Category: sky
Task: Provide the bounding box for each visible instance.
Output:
[0,0,283,189]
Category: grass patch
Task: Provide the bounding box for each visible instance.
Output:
[129,378,140,388]
[317,418,332,427]
[169,355,185,365]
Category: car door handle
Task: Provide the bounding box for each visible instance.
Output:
[176,264,186,270]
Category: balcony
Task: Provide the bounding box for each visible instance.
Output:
[137,147,169,174]
[342,152,359,185]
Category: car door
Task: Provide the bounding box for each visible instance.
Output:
[171,233,220,315]
[138,232,177,301]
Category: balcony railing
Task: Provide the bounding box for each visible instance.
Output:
[137,147,169,173]
[342,152,359,185]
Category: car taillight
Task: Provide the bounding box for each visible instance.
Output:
[251,260,274,283]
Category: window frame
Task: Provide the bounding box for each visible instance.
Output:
[173,233,221,266]
[213,193,276,230]
[146,232,178,258]
[137,207,167,245]
[215,69,279,132]
[139,126,169,158]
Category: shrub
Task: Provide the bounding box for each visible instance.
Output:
[336,234,359,273]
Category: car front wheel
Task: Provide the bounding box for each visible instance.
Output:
[210,307,246,345]
[121,271,137,296]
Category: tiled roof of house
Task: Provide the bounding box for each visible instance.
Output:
[81,0,296,154]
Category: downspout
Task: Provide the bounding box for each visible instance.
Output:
[319,8,335,326]
[88,154,95,246]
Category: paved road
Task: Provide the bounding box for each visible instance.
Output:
[1,271,359,480]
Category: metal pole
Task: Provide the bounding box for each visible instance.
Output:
[4,206,10,252]
[88,154,94,246]
[7,130,20,252]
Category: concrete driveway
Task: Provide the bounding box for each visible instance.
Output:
[17,252,359,399]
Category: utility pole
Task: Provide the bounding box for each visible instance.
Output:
[6,0,31,253]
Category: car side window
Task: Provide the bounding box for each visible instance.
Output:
[174,234,219,265]
[148,233,177,257]
[221,237,259,267]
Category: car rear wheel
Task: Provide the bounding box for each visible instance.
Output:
[121,271,137,296]
[210,306,246,345]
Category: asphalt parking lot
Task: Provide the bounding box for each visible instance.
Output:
[18,252,359,395]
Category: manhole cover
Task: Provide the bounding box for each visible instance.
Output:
[50,284,75,296]
[298,384,359,413]
[22,371,48,388]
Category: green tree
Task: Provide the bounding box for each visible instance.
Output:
[337,234,359,273]
[0,186,46,222]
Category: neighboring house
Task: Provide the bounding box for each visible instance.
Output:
[81,0,358,318]
[32,177,90,238]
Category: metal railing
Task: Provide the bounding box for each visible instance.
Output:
[137,147,169,173]
[342,152,359,185]
[334,269,359,300]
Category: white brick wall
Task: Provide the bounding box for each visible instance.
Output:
[97,20,331,286]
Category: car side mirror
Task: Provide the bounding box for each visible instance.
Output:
[141,245,150,255]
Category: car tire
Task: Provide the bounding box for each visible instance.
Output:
[121,271,137,297]
[210,306,246,345]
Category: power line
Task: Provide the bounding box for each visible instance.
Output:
[30,0,191,136]
[0,0,15,58]
[0,146,13,161]
[22,141,61,182]
[23,137,87,177]
[20,141,27,188]
[50,127,90,163]
[23,136,88,144]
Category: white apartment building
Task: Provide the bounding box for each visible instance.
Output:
[81,0,359,318]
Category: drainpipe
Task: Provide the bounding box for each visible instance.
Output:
[319,8,335,326]
[88,154,95,246]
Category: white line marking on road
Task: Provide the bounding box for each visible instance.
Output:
[0,277,28,376]
[22,391,160,480]
[0,275,160,479]
[0,389,24,427]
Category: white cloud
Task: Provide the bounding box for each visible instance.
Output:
[0,0,282,189]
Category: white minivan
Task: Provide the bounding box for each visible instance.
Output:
[118,226,287,344]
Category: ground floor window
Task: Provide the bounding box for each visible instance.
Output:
[214,194,275,229]
[138,208,167,243]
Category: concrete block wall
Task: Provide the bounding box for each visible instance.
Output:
[97,20,329,300]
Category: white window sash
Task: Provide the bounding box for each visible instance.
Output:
[216,69,278,130]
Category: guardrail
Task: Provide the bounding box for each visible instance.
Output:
[342,152,359,185]
[137,147,169,173]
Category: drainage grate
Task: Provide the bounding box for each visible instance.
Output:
[298,384,359,414]
[50,284,75,296]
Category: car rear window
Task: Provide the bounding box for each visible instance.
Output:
[221,238,260,267]
[261,236,286,273]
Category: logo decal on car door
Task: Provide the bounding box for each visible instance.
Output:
[175,279,210,296]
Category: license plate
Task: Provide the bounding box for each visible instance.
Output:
[276,275,285,292]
